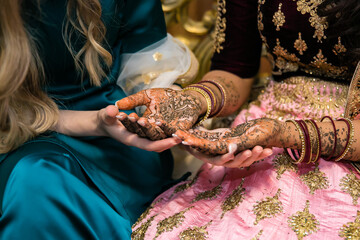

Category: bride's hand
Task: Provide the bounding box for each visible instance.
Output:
[115,88,204,140]
[174,118,281,155]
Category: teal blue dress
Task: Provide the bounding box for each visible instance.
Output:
[0,0,180,239]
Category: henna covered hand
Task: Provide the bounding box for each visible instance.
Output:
[175,118,282,155]
[115,88,203,140]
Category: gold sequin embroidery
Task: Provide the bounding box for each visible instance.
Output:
[257,0,268,47]
[132,215,156,240]
[288,200,320,240]
[339,211,360,239]
[171,172,201,198]
[192,176,225,203]
[252,189,283,225]
[300,166,330,194]
[293,0,328,42]
[273,3,285,31]
[333,37,347,55]
[221,178,245,218]
[273,153,298,179]
[178,221,212,240]
[340,172,360,205]
[155,207,193,238]
[294,33,307,55]
[250,229,264,240]
[214,0,226,53]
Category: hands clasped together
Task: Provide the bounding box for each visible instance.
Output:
[115,88,274,168]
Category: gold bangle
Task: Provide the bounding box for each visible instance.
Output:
[183,87,212,127]
[191,83,217,114]
[285,119,306,164]
[305,120,320,164]
[334,118,354,162]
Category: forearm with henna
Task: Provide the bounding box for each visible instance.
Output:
[200,70,254,117]
[276,120,360,161]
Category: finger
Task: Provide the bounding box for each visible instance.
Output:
[223,149,252,168]
[138,118,167,140]
[184,144,235,166]
[178,130,228,155]
[115,91,150,110]
[99,105,119,125]
[238,146,264,168]
[124,134,182,152]
[128,113,147,138]
[157,120,178,136]
[117,113,145,137]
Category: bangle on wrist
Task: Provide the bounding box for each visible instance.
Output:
[183,86,212,127]
[285,119,306,164]
[199,79,226,117]
[332,118,354,162]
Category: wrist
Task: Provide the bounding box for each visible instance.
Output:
[183,89,208,115]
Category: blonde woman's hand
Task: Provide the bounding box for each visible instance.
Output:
[98,105,181,152]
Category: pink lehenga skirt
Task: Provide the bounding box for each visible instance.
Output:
[132,77,360,240]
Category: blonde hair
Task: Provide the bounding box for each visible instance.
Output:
[0,0,112,153]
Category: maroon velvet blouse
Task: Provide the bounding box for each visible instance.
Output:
[211,0,353,82]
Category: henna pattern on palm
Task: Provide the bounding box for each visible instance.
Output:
[177,118,281,155]
[116,88,202,140]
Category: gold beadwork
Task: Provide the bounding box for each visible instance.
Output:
[214,0,226,53]
[131,215,156,240]
[178,221,212,240]
[192,180,223,203]
[300,167,330,194]
[273,3,285,31]
[273,153,298,179]
[221,178,245,218]
[252,189,283,225]
[288,200,320,240]
[339,211,360,239]
[333,37,347,55]
[155,207,193,238]
[339,172,360,205]
[305,120,320,164]
[250,229,264,240]
[294,32,307,55]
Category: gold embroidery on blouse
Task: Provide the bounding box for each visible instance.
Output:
[294,33,308,55]
[340,172,360,205]
[221,178,245,218]
[273,153,298,179]
[257,0,268,47]
[273,38,300,73]
[131,215,156,240]
[191,175,225,203]
[288,200,320,240]
[178,221,212,240]
[250,230,264,240]
[214,0,227,53]
[333,37,347,55]
[339,211,360,239]
[293,0,328,42]
[252,189,283,225]
[155,207,194,238]
[300,166,330,194]
[273,3,285,31]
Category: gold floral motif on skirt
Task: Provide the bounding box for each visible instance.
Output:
[300,166,330,194]
[340,172,360,205]
[288,200,319,240]
[339,211,360,239]
[273,153,298,179]
[252,189,283,225]
[178,221,212,240]
[221,178,245,218]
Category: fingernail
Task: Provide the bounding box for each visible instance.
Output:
[172,133,179,138]
[155,121,161,126]
[128,117,136,121]
[228,144,237,153]
[182,141,190,145]
[116,114,125,120]
[138,120,145,127]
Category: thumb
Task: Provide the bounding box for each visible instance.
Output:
[115,91,150,110]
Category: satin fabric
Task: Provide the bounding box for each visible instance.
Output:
[0,0,178,239]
